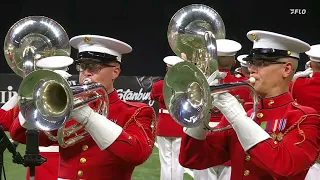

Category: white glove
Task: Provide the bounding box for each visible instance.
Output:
[53,70,72,80]
[292,68,313,81]
[212,93,247,123]
[1,93,18,111]
[71,105,123,150]
[183,70,227,140]
[183,114,211,140]
[207,70,227,86]
[212,93,270,151]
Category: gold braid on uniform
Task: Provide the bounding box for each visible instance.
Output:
[283,114,320,146]
[123,106,157,149]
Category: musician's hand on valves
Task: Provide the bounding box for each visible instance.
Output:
[212,92,270,151]
[212,93,247,124]
[183,71,226,140]
[70,104,123,150]
[70,105,94,125]
[207,70,227,86]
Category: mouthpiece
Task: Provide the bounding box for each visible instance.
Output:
[248,77,256,84]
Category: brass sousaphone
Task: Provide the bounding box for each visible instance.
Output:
[164,4,259,132]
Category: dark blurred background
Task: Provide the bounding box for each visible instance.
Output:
[0,0,319,76]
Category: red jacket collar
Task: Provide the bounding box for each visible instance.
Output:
[258,92,293,109]
[109,90,120,104]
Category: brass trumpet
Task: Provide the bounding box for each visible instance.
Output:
[164,4,259,132]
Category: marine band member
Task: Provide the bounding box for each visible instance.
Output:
[290,44,320,180]
[10,35,156,180]
[179,30,320,179]
[151,56,185,180]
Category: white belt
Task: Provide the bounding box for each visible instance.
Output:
[159,109,169,114]
[39,146,59,152]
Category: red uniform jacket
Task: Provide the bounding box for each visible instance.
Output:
[0,106,59,180]
[25,150,60,180]
[291,72,320,113]
[0,106,19,130]
[150,80,184,137]
[10,90,156,180]
[221,102,253,167]
[210,70,251,122]
[179,92,320,179]
[234,72,247,79]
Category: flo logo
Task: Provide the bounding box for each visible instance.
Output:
[290,9,307,15]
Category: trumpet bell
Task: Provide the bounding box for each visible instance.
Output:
[19,70,73,130]
[164,61,259,131]
[4,16,71,77]
[164,61,211,127]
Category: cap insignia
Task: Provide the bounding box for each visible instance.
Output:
[84,37,91,44]
[251,33,258,41]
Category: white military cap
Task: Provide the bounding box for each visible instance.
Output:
[163,56,184,67]
[216,39,242,56]
[36,56,74,70]
[246,30,310,60]
[237,54,249,67]
[69,35,132,63]
[306,44,320,62]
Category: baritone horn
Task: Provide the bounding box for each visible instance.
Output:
[18,69,108,147]
[4,16,107,148]
[164,4,259,132]
[4,15,71,144]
